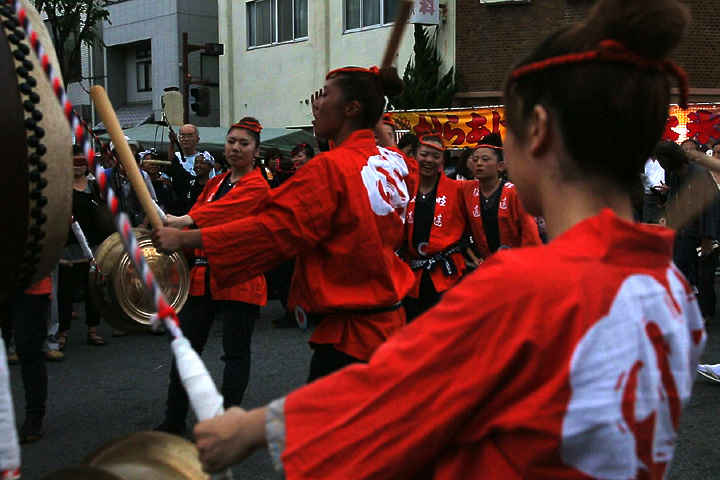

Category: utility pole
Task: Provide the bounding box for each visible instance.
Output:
[181,32,224,124]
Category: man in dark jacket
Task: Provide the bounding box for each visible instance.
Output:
[656,140,720,320]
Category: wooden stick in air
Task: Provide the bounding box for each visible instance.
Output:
[90,86,163,229]
[381,0,414,68]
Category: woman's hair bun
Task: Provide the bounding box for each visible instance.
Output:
[584,0,690,59]
[378,66,404,97]
[238,116,261,125]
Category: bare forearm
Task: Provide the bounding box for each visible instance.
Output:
[180,229,203,249]
[690,150,720,174]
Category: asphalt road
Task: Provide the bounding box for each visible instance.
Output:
[8,298,720,479]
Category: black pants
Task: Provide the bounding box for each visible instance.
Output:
[675,233,719,319]
[265,259,295,309]
[165,295,257,423]
[402,271,442,323]
[11,294,49,417]
[675,234,699,286]
[307,344,363,383]
[698,248,720,319]
[58,262,100,331]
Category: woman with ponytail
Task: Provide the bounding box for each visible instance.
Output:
[154,117,270,434]
[153,66,417,381]
[193,2,705,477]
[194,6,704,469]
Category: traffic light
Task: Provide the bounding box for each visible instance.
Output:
[189,85,210,117]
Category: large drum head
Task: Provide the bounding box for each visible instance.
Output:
[89,230,190,333]
[0,1,72,298]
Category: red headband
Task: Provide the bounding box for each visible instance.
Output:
[231,120,263,134]
[382,113,395,127]
[418,134,445,152]
[475,144,503,151]
[291,143,308,156]
[326,65,380,80]
[510,39,689,109]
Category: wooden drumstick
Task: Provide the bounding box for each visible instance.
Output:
[381,0,414,68]
[91,86,163,229]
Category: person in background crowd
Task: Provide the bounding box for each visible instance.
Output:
[166,150,215,216]
[290,143,315,167]
[141,149,174,214]
[168,124,202,175]
[11,276,52,444]
[681,138,701,156]
[402,134,468,321]
[462,133,541,264]
[155,118,270,435]
[190,1,705,476]
[709,140,720,185]
[56,147,116,351]
[686,146,720,381]
[263,148,284,188]
[375,113,397,148]
[97,145,114,169]
[452,147,474,181]
[397,132,418,158]
[152,65,416,383]
[265,155,302,329]
[642,154,666,224]
[656,141,720,322]
[106,136,158,227]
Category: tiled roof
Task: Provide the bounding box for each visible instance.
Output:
[94,102,153,130]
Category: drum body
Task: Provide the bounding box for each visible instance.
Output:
[0,0,72,298]
[89,229,190,333]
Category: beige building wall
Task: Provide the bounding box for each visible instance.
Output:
[218,0,456,129]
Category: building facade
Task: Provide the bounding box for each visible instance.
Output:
[455,0,720,107]
[100,0,221,128]
[218,0,456,128]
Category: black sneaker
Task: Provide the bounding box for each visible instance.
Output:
[154,418,187,435]
[19,414,43,444]
[272,313,298,329]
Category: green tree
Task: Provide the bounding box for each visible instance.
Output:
[390,24,459,110]
[32,0,110,87]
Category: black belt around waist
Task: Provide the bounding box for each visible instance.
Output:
[294,302,403,331]
[409,244,462,276]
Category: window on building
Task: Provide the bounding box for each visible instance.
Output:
[136,48,152,92]
[345,0,399,31]
[247,0,309,48]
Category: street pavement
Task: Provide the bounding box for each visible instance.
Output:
[8,298,720,479]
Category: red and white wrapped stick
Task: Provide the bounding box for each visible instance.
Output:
[6,2,229,477]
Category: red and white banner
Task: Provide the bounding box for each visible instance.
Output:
[390,104,720,149]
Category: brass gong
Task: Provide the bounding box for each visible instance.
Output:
[88,229,190,334]
[41,432,209,480]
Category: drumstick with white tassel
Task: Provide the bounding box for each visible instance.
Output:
[92,84,230,479]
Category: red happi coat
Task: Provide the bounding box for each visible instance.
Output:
[188,168,269,304]
[202,130,418,361]
[405,173,468,297]
[281,210,705,480]
[462,180,541,259]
